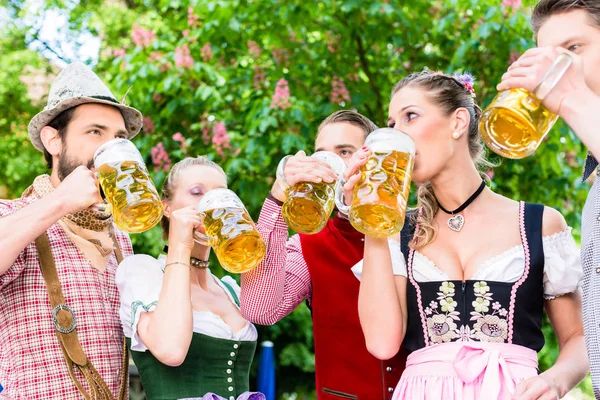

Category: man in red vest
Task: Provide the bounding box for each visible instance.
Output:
[241,110,407,399]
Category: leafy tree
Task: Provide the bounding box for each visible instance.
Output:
[1,0,593,397]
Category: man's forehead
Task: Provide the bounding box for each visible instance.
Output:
[537,10,595,45]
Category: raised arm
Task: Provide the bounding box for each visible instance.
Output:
[498,47,600,162]
[240,196,313,325]
[358,236,408,360]
[241,151,337,325]
[0,166,101,275]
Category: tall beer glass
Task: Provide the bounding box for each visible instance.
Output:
[94,139,163,233]
[336,128,415,238]
[281,151,345,234]
[195,188,266,273]
[480,53,572,159]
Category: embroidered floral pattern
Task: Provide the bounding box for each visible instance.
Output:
[470,281,509,343]
[425,282,459,343]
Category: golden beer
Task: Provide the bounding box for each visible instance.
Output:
[479,88,558,159]
[282,151,344,234]
[480,53,572,159]
[94,139,163,233]
[349,150,414,237]
[195,188,266,273]
[203,207,266,273]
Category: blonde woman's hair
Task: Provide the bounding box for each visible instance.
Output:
[160,156,227,239]
[391,71,495,249]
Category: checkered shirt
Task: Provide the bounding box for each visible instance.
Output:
[240,197,312,325]
[582,154,600,399]
[0,195,133,399]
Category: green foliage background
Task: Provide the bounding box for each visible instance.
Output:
[0,0,592,397]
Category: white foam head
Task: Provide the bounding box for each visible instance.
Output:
[94,138,144,167]
[365,128,415,156]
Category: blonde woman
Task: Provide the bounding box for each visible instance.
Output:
[344,72,587,399]
[116,157,263,400]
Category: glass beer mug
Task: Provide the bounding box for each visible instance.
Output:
[335,128,415,238]
[280,151,345,235]
[195,188,266,274]
[480,53,572,159]
[93,139,163,233]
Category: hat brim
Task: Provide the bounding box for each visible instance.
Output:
[28,96,143,152]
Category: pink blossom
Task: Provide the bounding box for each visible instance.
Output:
[253,66,265,90]
[188,7,200,27]
[502,0,522,8]
[159,61,173,72]
[175,45,194,69]
[347,63,360,82]
[247,41,261,58]
[172,132,187,149]
[271,48,289,66]
[149,51,163,62]
[131,25,156,48]
[326,32,339,54]
[201,43,214,62]
[143,116,155,133]
[270,78,291,110]
[182,29,190,38]
[151,142,171,171]
[485,169,495,180]
[172,132,185,143]
[212,121,232,156]
[331,76,350,104]
[113,48,126,58]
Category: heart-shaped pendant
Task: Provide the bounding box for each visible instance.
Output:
[448,214,464,232]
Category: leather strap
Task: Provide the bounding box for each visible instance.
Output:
[35,229,128,400]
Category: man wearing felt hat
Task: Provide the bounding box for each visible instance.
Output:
[0,61,142,399]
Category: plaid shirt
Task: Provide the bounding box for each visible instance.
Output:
[0,195,133,399]
[582,154,600,399]
[240,197,312,325]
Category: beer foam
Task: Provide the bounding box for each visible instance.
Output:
[365,128,415,155]
[197,188,245,212]
[94,139,144,166]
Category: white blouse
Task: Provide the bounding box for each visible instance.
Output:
[351,228,582,300]
[116,254,258,352]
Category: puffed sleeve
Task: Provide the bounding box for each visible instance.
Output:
[543,228,582,300]
[115,254,165,351]
[351,238,407,281]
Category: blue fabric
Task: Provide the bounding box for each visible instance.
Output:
[257,342,276,400]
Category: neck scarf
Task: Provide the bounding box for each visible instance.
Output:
[23,175,116,271]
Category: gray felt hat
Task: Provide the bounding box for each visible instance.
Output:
[28,61,143,152]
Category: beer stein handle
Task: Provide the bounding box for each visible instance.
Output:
[334,179,350,216]
[92,172,111,213]
[533,53,572,100]
[276,155,292,190]
[193,212,217,247]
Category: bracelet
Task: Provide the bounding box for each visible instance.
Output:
[164,261,190,269]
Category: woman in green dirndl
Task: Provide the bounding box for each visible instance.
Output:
[116,157,264,400]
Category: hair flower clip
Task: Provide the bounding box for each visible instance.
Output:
[454,72,476,98]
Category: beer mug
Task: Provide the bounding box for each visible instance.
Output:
[480,53,572,159]
[280,151,345,235]
[335,128,415,238]
[94,139,163,233]
[195,188,266,274]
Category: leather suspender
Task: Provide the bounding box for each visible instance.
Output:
[35,231,128,400]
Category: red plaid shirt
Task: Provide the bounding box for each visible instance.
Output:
[240,197,313,324]
[0,195,133,399]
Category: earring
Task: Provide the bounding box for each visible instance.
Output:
[452,131,460,139]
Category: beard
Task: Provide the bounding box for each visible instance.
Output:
[57,147,94,182]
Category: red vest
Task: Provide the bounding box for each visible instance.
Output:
[299,215,407,400]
